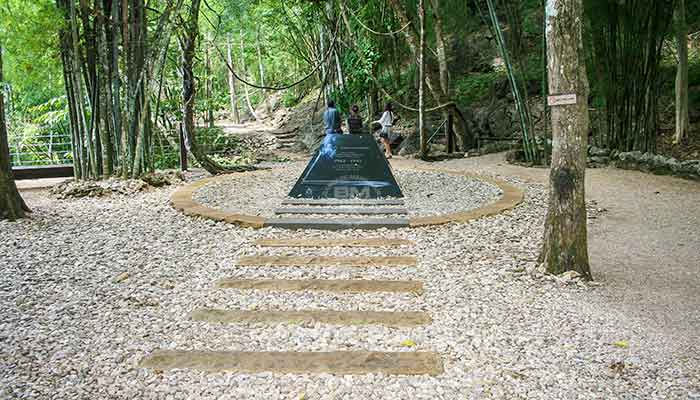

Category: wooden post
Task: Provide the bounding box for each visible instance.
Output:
[446,113,455,153]
[178,123,188,171]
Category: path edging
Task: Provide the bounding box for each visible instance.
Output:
[169,165,524,229]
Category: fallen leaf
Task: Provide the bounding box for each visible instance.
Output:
[113,272,130,283]
[610,361,625,374]
[401,339,417,347]
[612,340,629,349]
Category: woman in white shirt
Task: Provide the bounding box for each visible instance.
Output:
[373,103,396,159]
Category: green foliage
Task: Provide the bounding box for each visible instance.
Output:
[454,71,505,105]
[282,90,302,108]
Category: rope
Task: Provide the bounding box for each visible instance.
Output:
[212,20,341,91]
[347,6,411,36]
[338,4,455,114]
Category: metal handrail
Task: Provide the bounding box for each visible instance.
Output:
[427,119,447,144]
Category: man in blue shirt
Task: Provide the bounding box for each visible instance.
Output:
[323,99,343,135]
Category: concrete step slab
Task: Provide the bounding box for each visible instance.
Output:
[191,308,431,327]
[274,207,409,215]
[264,217,410,230]
[140,350,443,375]
[236,255,417,267]
[215,278,423,294]
[254,238,414,247]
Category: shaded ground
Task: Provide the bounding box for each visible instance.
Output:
[439,152,700,359]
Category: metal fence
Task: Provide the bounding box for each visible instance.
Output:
[9,132,73,167]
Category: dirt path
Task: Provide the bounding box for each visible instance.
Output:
[436,152,700,355]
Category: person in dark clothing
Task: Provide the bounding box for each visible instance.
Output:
[323,99,343,135]
[347,104,364,134]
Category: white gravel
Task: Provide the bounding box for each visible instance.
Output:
[1,166,698,399]
[193,162,502,217]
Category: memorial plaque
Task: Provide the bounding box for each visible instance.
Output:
[288,134,404,199]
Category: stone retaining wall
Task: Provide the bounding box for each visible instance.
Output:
[586,146,700,181]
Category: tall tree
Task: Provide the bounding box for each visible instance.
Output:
[541,0,592,279]
[418,0,427,158]
[589,0,674,153]
[675,0,689,144]
[179,0,227,174]
[0,46,30,220]
[226,34,241,124]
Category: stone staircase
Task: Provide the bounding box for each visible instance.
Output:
[268,198,411,230]
[139,236,442,376]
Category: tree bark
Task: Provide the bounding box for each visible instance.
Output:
[0,46,30,220]
[418,0,427,159]
[96,0,114,176]
[226,34,241,124]
[180,0,227,175]
[205,40,214,128]
[540,0,591,279]
[674,0,689,144]
[239,30,258,121]
[256,28,271,116]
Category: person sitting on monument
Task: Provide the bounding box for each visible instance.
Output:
[347,104,364,134]
[373,102,399,159]
[323,99,343,135]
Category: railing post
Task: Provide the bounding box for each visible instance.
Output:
[447,113,455,153]
[178,123,188,171]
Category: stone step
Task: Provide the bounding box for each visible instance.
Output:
[237,255,417,267]
[264,217,410,230]
[254,238,414,247]
[215,278,423,294]
[140,350,443,375]
[281,198,405,206]
[274,207,409,215]
[191,308,431,327]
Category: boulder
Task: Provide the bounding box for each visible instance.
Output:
[589,156,610,165]
[588,146,610,157]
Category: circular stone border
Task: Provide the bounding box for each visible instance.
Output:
[169,163,524,229]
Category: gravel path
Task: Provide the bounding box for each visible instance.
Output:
[439,152,700,366]
[193,162,502,217]
[1,158,698,399]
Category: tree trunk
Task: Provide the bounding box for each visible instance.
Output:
[418,0,427,159]
[540,0,591,279]
[0,46,30,220]
[239,30,258,121]
[205,40,214,128]
[256,28,271,116]
[674,0,689,144]
[96,0,114,176]
[226,34,241,124]
[180,0,227,175]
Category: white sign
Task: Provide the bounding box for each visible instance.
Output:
[547,93,578,106]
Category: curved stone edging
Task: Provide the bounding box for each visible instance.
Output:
[169,165,524,229]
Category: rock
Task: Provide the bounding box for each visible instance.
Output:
[559,270,582,283]
[505,149,525,163]
[398,132,420,156]
[589,146,610,157]
[141,171,184,187]
[50,180,110,199]
[589,156,610,166]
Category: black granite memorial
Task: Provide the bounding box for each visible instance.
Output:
[288,134,404,199]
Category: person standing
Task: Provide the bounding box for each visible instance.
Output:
[323,99,343,135]
[347,104,364,134]
[373,103,397,158]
